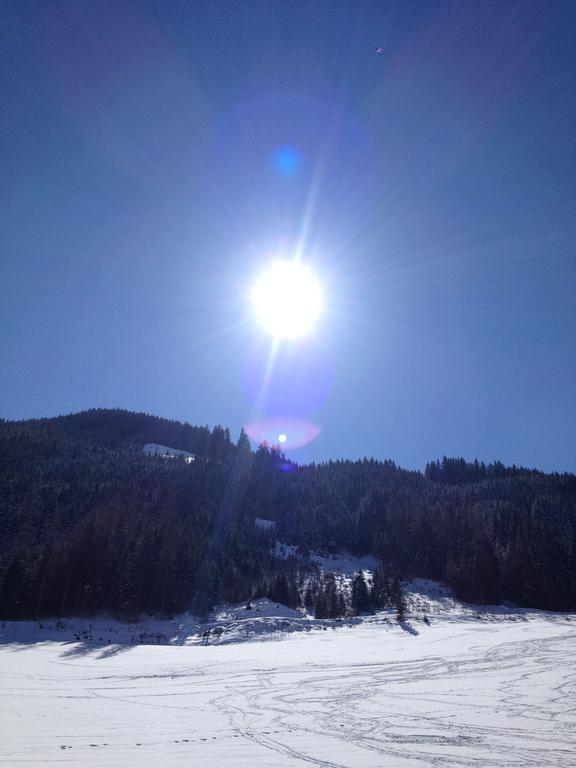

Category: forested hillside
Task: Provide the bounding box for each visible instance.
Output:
[1,409,575,619]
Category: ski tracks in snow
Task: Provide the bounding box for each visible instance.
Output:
[212,624,576,767]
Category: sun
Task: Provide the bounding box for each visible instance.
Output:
[251,260,323,338]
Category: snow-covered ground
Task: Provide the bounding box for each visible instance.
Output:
[1,607,575,767]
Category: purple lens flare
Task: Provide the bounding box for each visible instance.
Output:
[244,418,321,450]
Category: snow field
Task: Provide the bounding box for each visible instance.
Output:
[1,614,575,767]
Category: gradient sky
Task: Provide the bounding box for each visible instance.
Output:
[2,0,575,472]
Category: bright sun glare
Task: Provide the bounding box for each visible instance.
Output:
[251,260,323,339]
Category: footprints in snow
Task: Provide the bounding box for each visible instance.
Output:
[60,743,109,749]
[60,731,288,751]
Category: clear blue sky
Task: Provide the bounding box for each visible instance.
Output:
[2,0,575,472]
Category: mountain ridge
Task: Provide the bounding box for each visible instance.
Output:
[1,408,575,619]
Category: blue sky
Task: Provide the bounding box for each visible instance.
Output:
[1,0,575,471]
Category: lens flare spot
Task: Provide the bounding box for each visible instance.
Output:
[271,146,301,176]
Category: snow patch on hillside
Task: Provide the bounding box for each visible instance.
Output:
[271,544,380,573]
[214,597,302,622]
[311,551,380,575]
[273,541,299,559]
[254,517,276,531]
[143,443,195,461]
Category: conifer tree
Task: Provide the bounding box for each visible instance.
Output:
[371,569,391,611]
[351,571,370,615]
[391,576,407,620]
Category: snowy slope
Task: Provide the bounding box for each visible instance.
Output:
[1,613,575,767]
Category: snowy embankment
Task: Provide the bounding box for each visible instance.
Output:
[0,567,548,650]
[1,610,575,767]
[0,597,373,650]
[0,587,558,651]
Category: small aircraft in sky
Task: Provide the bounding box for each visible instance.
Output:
[375,47,386,53]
